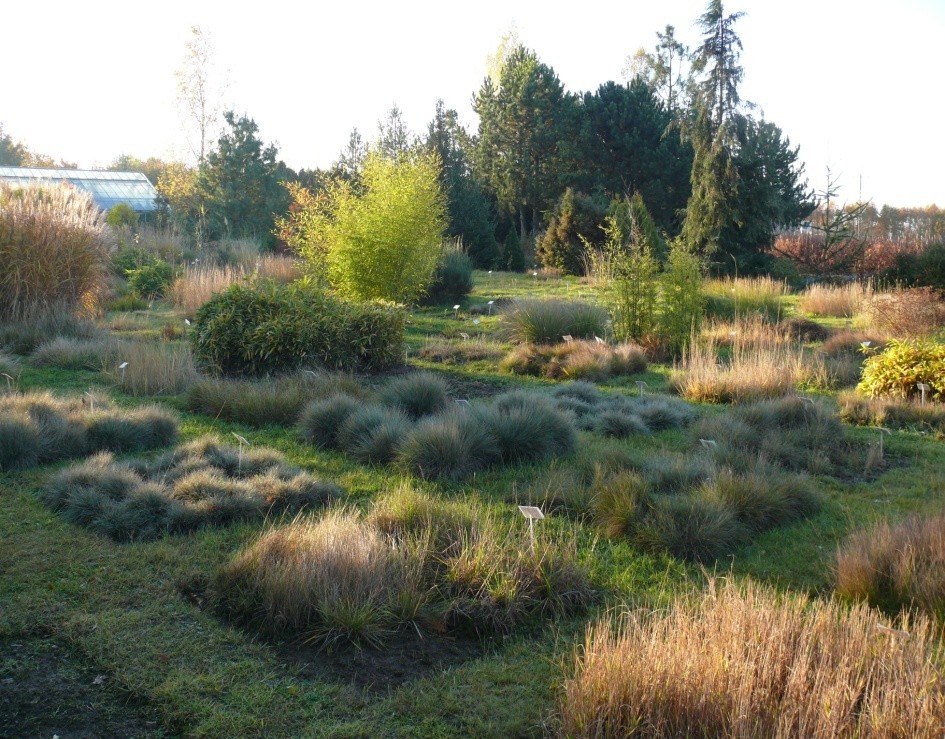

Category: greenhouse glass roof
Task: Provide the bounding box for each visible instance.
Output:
[0,167,159,212]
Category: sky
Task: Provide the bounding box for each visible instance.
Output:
[4,0,943,208]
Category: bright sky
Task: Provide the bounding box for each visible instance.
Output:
[5,0,942,208]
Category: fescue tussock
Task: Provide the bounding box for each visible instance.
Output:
[798,281,872,317]
[337,405,411,465]
[0,182,111,322]
[697,467,820,535]
[634,495,746,562]
[838,390,945,435]
[836,513,945,618]
[0,352,21,384]
[397,410,500,482]
[501,340,647,381]
[550,382,694,437]
[187,372,368,427]
[41,436,339,540]
[392,391,580,482]
[557,579,945,738]
[381,372,450,420]
[670,336,826,403]
[30,336,123,371]
[703,276,790,321]
[214,510,425,648]
[110,341,197,396]
[694,395,849,476]
[0,390,176,472]
[592,470,653,539]
[297,393,362,449]
[501,299,609,344]
[0,314,101,356]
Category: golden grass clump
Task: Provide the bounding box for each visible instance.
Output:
[109,341,198,396]
[214,510,424,648]
[798,281,872,317]
[502,340,647,381]
[858,287,945,338]
[557,578,945,738]
[169,256,302,313]
[837,390,945,434]
[836,513,945,618]
[670,336,826,403]
[703,276,790,320]
[0,182,111,321]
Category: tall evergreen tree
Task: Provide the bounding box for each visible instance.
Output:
[425,101,501,267]
[474,45,568,242]
[566,80,692,234]
[692,0,746,131]
[197,111,293,246]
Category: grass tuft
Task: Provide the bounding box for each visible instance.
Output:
[501,299,608,344]
[836,512,945,618]
[557,578,945,737]
[381,372,450,420]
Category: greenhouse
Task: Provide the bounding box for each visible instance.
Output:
[0,166,159,213]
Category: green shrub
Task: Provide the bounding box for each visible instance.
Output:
[858,339,945,401]
[537,189,608,276]
[502,228,525,272]
[279,152,447,303]
[0,182,110,321]
[502,299,609,344]
[106,203,139,230]
[425,245,474,302]
[191,282,405,376]
[127,259,174,299]
[381,372,450,420]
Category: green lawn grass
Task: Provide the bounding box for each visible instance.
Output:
[2,269,944,736]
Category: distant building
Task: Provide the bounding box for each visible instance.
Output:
[0,166,160,214]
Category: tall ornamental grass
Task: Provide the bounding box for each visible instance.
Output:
[557,579,945,738]
[0,182,111,321]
